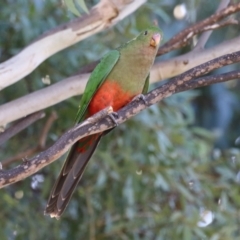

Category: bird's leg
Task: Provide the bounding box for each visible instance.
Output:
[108,112,119,127]
[102,111,119,136]
[22,157,29,163]
[132,94,148,105]
[87,106,118,127]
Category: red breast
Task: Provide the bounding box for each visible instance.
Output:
[88,80,136,116]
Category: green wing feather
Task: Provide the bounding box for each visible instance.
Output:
[75,50,120,123]
[142,73,150,94]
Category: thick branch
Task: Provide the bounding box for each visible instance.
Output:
[1,52,240,187]
[0,74,89,127]
[0,0,146,90]
[148,51,240,102]
[151,36,240,82]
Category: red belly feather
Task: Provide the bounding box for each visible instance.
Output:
[77,81,135,153]
[88,80,135,116]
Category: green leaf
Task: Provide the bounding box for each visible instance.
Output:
[64,0,80,16]
[76,0,89,14]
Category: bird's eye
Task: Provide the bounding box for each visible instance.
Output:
[144,31,148,35]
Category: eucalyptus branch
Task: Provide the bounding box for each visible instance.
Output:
[0,0,146,90]
[157,2,240,55]
[151,35,240,81]
[1,51,240,188]
[0,74,89,127]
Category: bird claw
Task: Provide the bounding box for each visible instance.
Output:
[108,112,119,127]
[132,94,148,105]
[22,157,29,163]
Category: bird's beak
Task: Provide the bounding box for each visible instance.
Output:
[150,33,161,48]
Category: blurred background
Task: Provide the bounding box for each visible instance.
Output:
[1,0,240,239]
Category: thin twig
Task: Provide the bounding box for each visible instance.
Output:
[0,111,45,145]
[2,147,39,168]
[39,111,58,148]
[76,60,99,75]
[175,70,240,93]
[158,3,240,55]
[2,111,58,168]
[194,0,230,51]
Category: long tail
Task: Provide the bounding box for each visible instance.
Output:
[44,134,102,218]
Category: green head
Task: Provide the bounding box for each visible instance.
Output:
[136,26,162,48]
[121,26,162,58]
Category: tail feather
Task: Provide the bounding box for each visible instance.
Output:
[45,134,102,218]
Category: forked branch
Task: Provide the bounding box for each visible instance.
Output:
[158,2,240,55]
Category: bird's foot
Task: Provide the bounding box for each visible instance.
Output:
[108,112,119,127]
[132,94,148,105]
[22,157,29,163]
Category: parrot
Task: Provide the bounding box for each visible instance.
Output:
[45,26,162,218]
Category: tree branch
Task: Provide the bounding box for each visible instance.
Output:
[0,74,89,127]
[151,35,240,82]
[0,0,146,90]
[194,0,230,51]
[1,111,58,168]
[0,111,45,145]
[1,51,240,188]
[157,2,240,55]
[176,70,240,93]
[39,111,58,149]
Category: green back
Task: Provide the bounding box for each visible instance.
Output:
[75,50,119,123]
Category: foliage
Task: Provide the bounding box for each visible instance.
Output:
[64,0,89,16]
[1,0,240,239]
